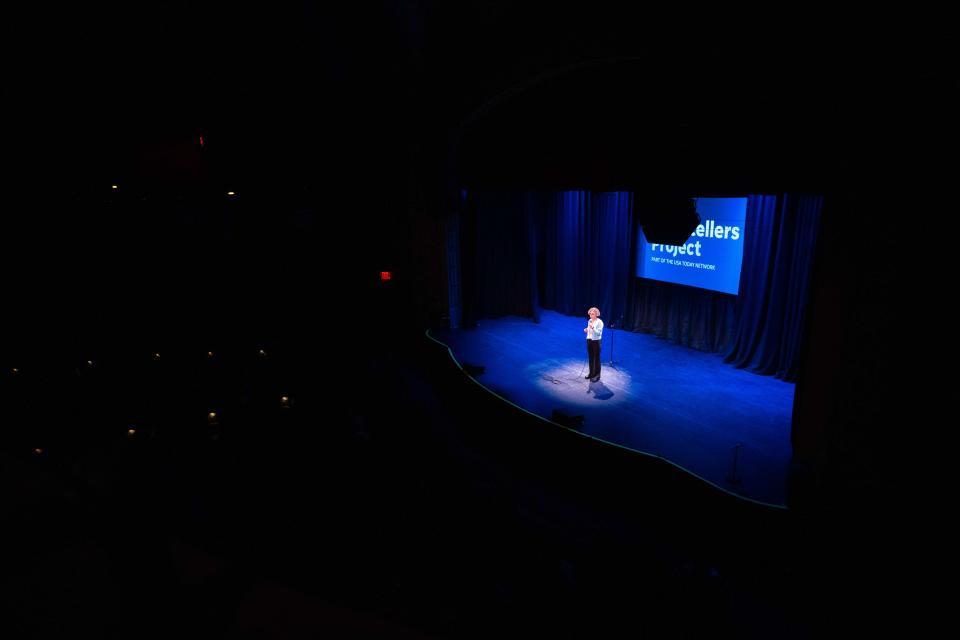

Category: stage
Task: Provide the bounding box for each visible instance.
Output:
[433,310,795,506]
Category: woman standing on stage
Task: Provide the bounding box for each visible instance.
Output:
[584,307,604,382]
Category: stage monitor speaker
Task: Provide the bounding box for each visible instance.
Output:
[552,409,584,429]
[462,363,485,376]
[638,196,701,246]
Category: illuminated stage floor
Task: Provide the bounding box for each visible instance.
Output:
[433,310,795,506]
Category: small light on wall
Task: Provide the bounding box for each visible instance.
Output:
[127,428,136,436]
[227,191,236,197]
[111,185,118,190]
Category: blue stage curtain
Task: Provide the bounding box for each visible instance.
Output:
[627,278,738,352]
[541,191,633,324]
[469,190,632,325]
[722,194,823,380]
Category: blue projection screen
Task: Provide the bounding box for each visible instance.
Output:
[635,197,748,295]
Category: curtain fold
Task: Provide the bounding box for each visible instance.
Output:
[542,191,633,323]
[628,278,738,352]
[722,195,823,380]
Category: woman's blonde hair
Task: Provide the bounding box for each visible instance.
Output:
[588,307,600,316]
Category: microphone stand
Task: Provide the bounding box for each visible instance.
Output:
[608,314,624,368]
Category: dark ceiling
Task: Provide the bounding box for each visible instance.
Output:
[6,3,954,196]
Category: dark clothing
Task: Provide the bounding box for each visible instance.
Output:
[587,339,602,380]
